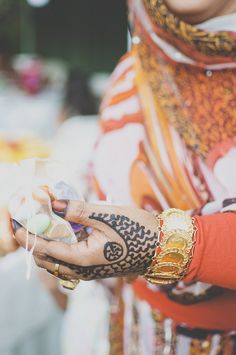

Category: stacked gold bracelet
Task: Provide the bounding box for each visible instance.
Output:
[144,208,197,285]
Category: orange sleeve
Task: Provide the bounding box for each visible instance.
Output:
[184,212,236,290]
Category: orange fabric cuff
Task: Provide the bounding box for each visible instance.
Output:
[184,212,236,290]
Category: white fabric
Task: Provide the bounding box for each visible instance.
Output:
[197,13,236,32]
[51,115,99,197]
[213,148,236,196]
[0,86,61,139]
[102,95,140,121]
[61,282,110,355]
[0,250,63,355]
[93,123,145,204]
[137,301,156,355]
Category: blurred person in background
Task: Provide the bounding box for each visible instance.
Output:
[14,0,236,354]
[52,69,99,198]
[58,69,98,123]
[0,53,64,139]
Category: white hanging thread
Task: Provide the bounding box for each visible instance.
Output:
[19,159,38,280]
[25,191,38,280]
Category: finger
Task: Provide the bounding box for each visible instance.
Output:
[34,256,79,280]
[52,200,128,247]
[12,219,45,251]
[52,199,130,227]
[12,220,73,260]
[32,187,50,204]
[13,219,109,266]
[38,230,108,266]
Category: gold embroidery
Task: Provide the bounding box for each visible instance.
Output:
[144,0,236,57]
[135,42,236,158]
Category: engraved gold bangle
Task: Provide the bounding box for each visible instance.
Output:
[144,208,197,285]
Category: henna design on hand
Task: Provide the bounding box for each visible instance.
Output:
[39,213,158,281]
[103,242,123,262]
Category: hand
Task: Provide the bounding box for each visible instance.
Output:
[13,201,159,281]
[0,207,18,256]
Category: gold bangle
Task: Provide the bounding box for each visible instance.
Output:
[144,208,197,285]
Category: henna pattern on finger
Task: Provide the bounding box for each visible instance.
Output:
[38,213,158,281]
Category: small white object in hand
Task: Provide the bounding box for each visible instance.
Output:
[28,213,51,235]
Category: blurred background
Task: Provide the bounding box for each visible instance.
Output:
[0,1,127,354]
[2,0,127,71]
[0,0,127,141]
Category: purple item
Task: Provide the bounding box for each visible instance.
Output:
[86,227,93,234]
[70,222,84,233]
[54,181,85,232]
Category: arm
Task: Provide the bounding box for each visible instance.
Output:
[184,212,236,289]
[12,200,236,290]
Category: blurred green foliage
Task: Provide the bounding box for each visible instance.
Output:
[0,0,127,73]
[0,0,21,54]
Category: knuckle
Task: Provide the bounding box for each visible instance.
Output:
[34,258,44,268]
[35,251,48,260]
[45,241,54,255]
[77,201,86,219]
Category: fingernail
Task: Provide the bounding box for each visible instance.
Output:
[52,200,68,218]
[12,219,22,233]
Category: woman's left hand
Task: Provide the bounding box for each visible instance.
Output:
[13,200,158,281]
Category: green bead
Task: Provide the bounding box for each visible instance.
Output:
[28,214,51,235]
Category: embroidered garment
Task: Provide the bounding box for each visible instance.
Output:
[93,1,236,353]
